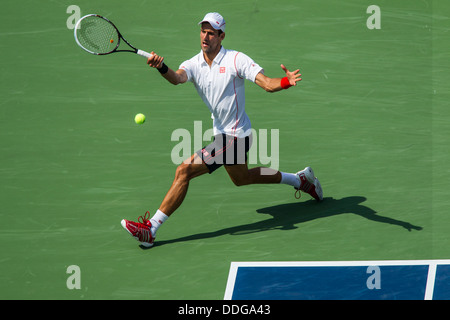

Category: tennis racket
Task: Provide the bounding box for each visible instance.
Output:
[74,14,155,59]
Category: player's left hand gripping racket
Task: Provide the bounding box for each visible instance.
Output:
[74,14,155,60]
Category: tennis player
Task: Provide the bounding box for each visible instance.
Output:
[121,12,323,247]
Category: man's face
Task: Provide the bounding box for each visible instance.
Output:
[200,22,224,54]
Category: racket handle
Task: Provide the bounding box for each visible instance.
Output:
[137,49,153,59]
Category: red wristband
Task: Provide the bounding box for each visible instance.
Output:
[280,77,292,89]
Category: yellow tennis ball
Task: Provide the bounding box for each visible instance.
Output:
[134,113,145,124]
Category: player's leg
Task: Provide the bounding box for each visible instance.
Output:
[120,153,209,247]
[158,153,209,216]
[224,163,281,186]
[224,163,302,188]
[223,134,296,188]
[221,134,282,185]
[225,133,323,201]
[225,162,323,201]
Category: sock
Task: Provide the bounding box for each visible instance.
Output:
[280,172,300,189]
[150,209,169,236]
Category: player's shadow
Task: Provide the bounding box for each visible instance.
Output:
[150,196,422,249]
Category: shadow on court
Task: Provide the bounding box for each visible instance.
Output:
[149,196,422,249]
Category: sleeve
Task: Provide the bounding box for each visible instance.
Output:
[179,59,194,82]
[234,52,264,83]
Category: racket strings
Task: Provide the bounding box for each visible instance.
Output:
[76,16,119,54]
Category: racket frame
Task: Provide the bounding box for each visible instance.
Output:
[74,14,153,59]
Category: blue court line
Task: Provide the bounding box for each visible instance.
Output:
[224,260,450,300]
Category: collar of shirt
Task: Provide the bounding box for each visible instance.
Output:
[199,46,226,67]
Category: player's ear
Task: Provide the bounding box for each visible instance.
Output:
[220,32,225,41]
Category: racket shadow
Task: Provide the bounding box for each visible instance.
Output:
[148,196,422,249]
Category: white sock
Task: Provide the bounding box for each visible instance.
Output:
[150,209,169,236]
[280,172,300,189]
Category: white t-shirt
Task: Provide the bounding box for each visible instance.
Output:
[179,46,263,138]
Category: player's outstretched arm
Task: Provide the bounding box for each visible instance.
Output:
[255,64,302,93]
[146,52,187,85]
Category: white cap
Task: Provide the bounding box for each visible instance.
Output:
[198,12,226,32]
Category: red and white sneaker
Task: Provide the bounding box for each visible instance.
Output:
[295,167,323,201]
[121,211,155,247]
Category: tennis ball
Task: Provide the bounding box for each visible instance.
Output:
[135,113,146,124]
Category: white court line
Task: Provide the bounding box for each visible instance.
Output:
[224,263,239,300]
[224,259,450,300]
[424,262,437,300]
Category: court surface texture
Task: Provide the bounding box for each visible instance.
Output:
[1,0,449,299]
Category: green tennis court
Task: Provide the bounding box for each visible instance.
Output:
[1,0,448,299]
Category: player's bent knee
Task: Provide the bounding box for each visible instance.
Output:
[175,161,205,182]
[175,163,192,181]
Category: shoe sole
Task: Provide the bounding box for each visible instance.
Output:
[314,177,324,201]
[121,219,154,248]
[302,167,324,201]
